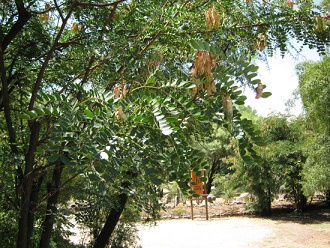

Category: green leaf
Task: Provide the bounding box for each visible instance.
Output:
[88,173,99,181]
[200,177,207,183]
[145,168,155,176]
[84,109,93,118]
[261,92,272,98]
[190,40,200,49]
[106,166,119,175]
[54,92,62,101]
[34,107,45,116]
[251,79,261,85]
[60,154,70,165]
[247,72,258,79]
[17,113,31,119]
[26,111,38,119]
[151,178,163,186]
[48,154,60,162]
[103,174,114,184]
[165,117,178,123]
[99,181,106,196]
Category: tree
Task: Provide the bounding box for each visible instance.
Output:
[194,124,233,194]
[1,0,329,247]
[297,55,330,205]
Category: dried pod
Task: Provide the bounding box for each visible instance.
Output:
[314,15,325,33]
[72,23,78,31]
[246,0,253,4]
[254,33,267,51]
[222,94,233,121]
[122,84,127,98]
[194,50,214,79]
[117,106,127,121]
[194,50,205,76]
[39,13,49,21]
[286,0,294,8]
[325,12,330,20]
[192,86,198,95]
[205,7,220,29]
[255,81,263,99]
[210,52,217,68]
[193,50,217,96]
[114,85,121,98]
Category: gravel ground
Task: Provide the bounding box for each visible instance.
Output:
[137,218,273,248]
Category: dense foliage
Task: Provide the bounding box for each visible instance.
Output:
[297,55,330,198]
[1,0,329,247]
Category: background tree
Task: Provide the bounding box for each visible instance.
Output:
[193,124,233,194]
[296,55,330,205]
[1,0,330,247]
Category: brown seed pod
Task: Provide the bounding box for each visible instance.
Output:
[114,85,121,98]
[39,13,49,21]
[254,33,267,51]
[222,94,233,121]
[314,15,325,33]
[117,106,127,121]
[255,81,263,99]
[205,7,220,29]
[72,23,78,31]
[286,0,294,8]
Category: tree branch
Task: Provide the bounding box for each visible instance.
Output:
[2,0,31,51]
[76,0,127,8]
[28,3,76,113]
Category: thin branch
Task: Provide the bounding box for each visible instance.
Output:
[28,2,76,113]
[0,30,18,154]
[54,0,64,21]
[76,0,127,8]
[1,0,31,51]
[138,0,191,57]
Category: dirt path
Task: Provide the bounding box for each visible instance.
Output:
[138,214,330,248]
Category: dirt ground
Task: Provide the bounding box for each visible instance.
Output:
[138,198,330,248]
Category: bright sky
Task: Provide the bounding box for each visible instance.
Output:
[244,45,321,117]
[244,0,323,117]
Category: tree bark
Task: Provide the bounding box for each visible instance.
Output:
[206,160,219,194]
[39,161,64,248]
[93,193,128,248]
[17,122,41,248]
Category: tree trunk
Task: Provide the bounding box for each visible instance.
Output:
[39,161,64,248]
[206,160,219,194]
[93,193,128,248]
[26,175,45,247]
[17,122,41,248]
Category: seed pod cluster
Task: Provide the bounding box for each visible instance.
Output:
[39,13,49,21]
[190,50,217,96]
[254,33,267,51]
[314,15,325,33]
[205,7,220,29]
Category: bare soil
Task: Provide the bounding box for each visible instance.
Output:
[138,198,330,248]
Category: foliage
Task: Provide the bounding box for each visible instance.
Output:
[297,56,330,196]
[1,0,330,247]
